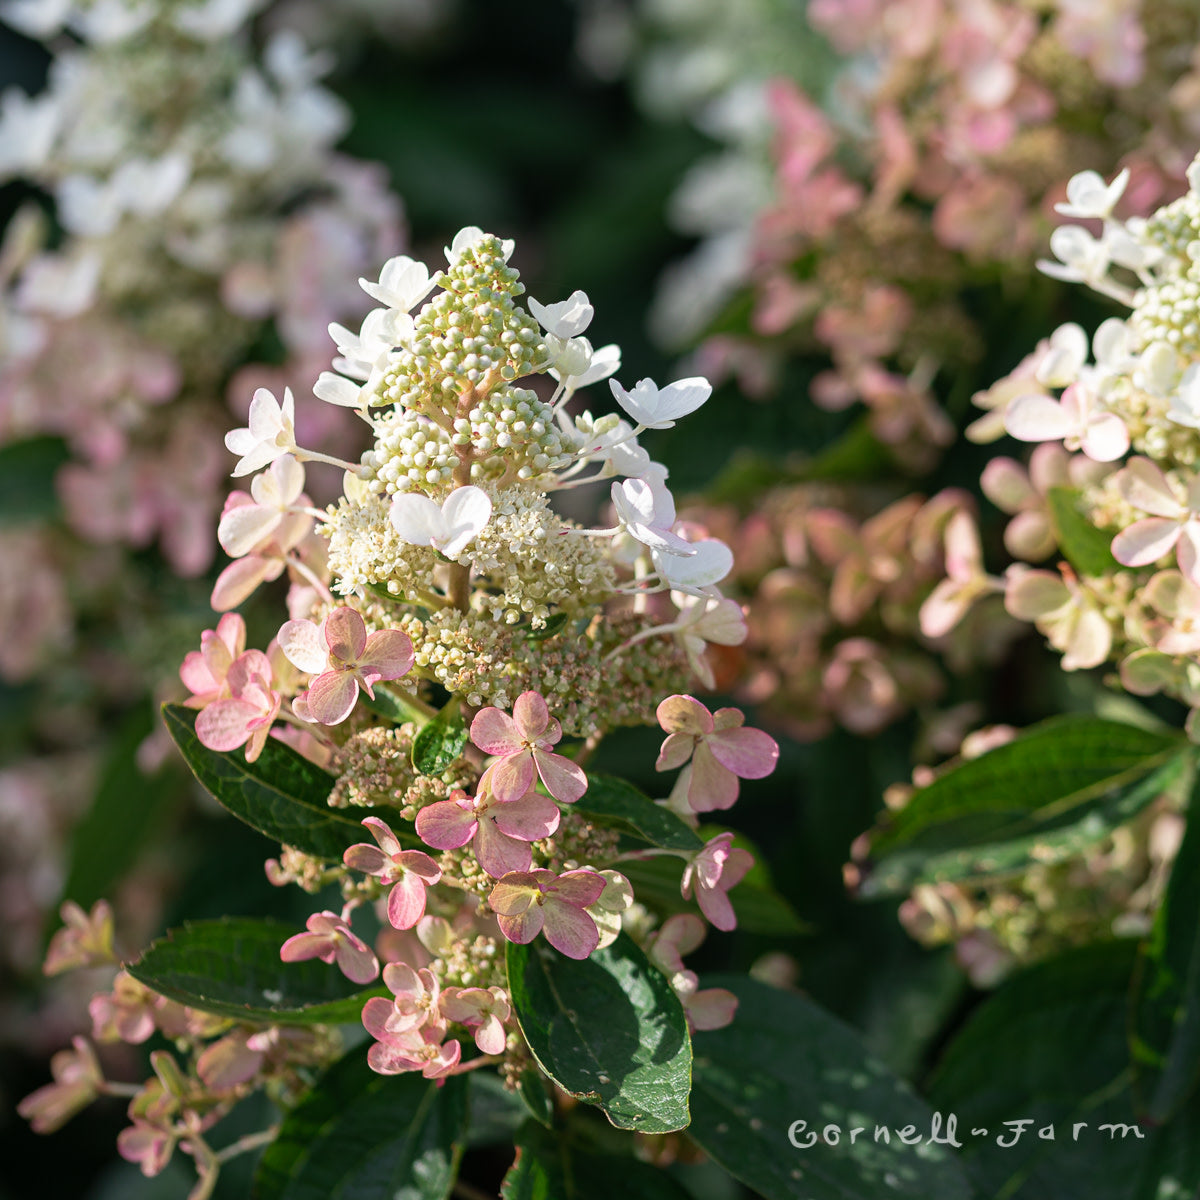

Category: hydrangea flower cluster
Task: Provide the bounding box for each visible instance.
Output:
[635,0,1200,457]
[0,0,400,994]
[22,231,780,1193]
[956,157,1200,702]
[887,153,1200,980]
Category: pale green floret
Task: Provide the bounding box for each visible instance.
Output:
[360,409,458,495]
[465,385,581,485]
[1142,192,1200,263]
[1131,276,1200,358]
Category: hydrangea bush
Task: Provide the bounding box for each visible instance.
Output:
[18,230,840,1198]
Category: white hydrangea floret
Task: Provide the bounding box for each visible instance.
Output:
[225,386,297,477]
[528,290,593,339]
[1054,168,1130,221]
[359,255,436,314]
[609,375,712,430]
[389,485,493,559]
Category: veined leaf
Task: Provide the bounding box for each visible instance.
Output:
[128,918,382,1024]
[506,934,691,1134]
[858,717,1187,897]
[573,774,702,852]
[1132,757,1200,1121]
[689,977,972,1200]
[254,1052,466,1200]
[163,703,410,859]
[931,942,1200,1199]
[502,1121,693,1200]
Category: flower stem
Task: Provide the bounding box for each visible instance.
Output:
[214,1126,280,1164]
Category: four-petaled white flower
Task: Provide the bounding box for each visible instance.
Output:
[1054,168,1130,220]
[610,475,695,556]
[390,486,493,559]
[528,290,593,339]
[359,255,436,314]
[224,386,297,477]
[609,376,712,429]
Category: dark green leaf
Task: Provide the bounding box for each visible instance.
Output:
[59,706,181,916]
[358,683,430,727]
[1132,757,1200,1121]
[517,1068,554,1129]
[1047,487,1119,576]
[502,1121,694,1200]
[620,855,807,935]
[858,717,1186,897]
[506,933,692,1134]
[465,1070,528,1147]
[254,1051,466,1200]
[689,977,972,1200]
[163,703,410,859]
[412,698,468,776]
[0,435,69,521]
[128,918,382,1024]
[930,941,1200,1200]
[574,774,702,852]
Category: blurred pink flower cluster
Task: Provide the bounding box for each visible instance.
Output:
[684,485,1014,741]
[0,5,401,679]
[693,0,1200,466]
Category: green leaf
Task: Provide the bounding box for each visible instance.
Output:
[1046,487,1119,576]
[1132,758,1200,1121]
[411,698,468,776]
[858,716,1187,897]
[573,774,702,851]
[505,933,692,1134]
[501,1121,694,1200]
[930,941,1200,1200]
[358,683,430,727]
[517,1068,554,1129]
[521,611,571,642]
[254,1051,466,1200]
[689,977,972,1200]
[619,856,807,935]
[128,918,382,1024]
[163,703,410,859]
[59,706,181,916]
[0,435,69,521]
